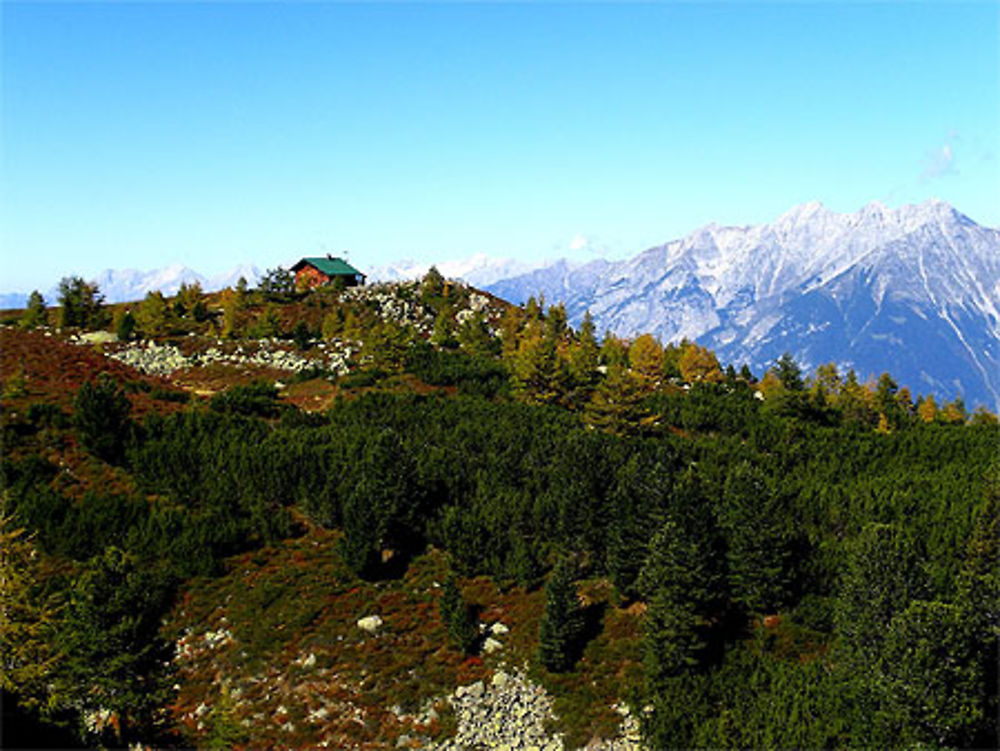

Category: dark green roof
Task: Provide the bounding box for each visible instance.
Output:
[293,257,365,277]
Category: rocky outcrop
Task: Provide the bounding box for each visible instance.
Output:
[105,339,354,377]
[431,668,563,751]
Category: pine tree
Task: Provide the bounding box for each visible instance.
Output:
[567,310,600,400]
[879,600,984,748]
[638,520,723,694]
[774,352,804,391]
[57,276,105,330]
[721,461,794,614]
[135,291,169,337]
[835,522,925,672]
[440,577,478,654]
[538,558,584,672]
[113,308,136,342]
[54,547,174,744]
[19,291,47,330]
[73,375,133,463]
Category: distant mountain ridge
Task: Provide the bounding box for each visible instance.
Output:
[485,199,1000,409]
[0,264,263,309]
[4,199,996,407]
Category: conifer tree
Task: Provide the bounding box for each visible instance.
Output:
[940,396,967,424]
[774,352,804,391]
[629,334,664,385]
[511,321,564,405]
[439,577,478,654]
[638,519,723,694]
[879,600,984,748]
[19,291,47,330]
[835,522,925,673]
[567,310,600,397]
[113,308,136,342]
[538,558,584,672]
[73,375,132,464]
[584,363,649,436]
[57,276,105,330]
[54,547,174,744]
[0,504,62,712]
[721,461,794,614]
[135,291,169,337]
[678,343,722,383]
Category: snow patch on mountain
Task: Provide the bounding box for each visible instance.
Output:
[484,199,1000,409]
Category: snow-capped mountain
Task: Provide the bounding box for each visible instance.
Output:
[1,264,263,308]
[486,200,1000,409]
[364,253,551,288]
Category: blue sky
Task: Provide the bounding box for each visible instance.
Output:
[2,1,997,291]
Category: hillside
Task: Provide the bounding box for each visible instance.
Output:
[1,274,997,750]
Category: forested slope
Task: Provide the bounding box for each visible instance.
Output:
[2,270,997,749]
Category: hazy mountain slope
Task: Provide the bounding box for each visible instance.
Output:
[485,200,1000,408]
[1,264,262,308]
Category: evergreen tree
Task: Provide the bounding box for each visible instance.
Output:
[638,520,722,695]
[835,523,925,667]
[774,352,804,391]
[456,312,497,357]
[73,375,132,463]
[439,577,478,654]
[721,461,794,614]
[248,304,282,339]
[135,290,169,337]
[257,267,295,300]
[57,276,105,330]
[175,281,206,321]
[567,310,600,398]
[606,455,669,598]
[19,291,47,330]
[956,489,1000,747]
[538,558,584,672]
[879,600,984,748]
[113,308,136,342]
[420,266,446,304]
[53,547,174,744]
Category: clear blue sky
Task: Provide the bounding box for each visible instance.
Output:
[2,1,997,291]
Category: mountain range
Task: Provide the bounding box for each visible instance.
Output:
[486,199,1000,409]
[0,264,263,311]
[3,199,996,408]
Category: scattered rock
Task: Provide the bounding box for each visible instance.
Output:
[483,637,504,654]
[356,614,383,634]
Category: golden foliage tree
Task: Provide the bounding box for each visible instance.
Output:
[0,500,62,712]
[629,334,664,385]
[678,343,722,384]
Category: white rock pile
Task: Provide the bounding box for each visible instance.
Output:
[431,668,562,751]
[106,339,354,377]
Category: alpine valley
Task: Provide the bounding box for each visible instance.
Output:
[485,200,1000,410]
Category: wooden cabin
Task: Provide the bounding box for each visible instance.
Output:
[291,256,366,290]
